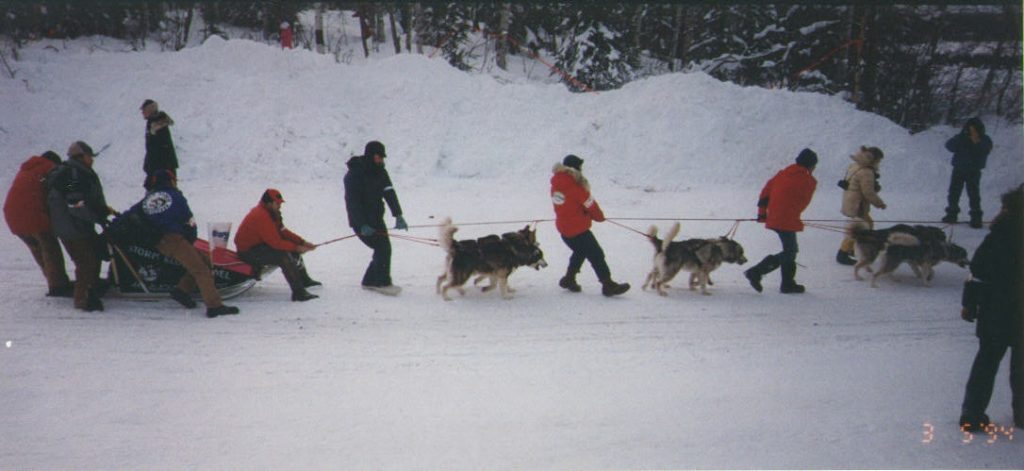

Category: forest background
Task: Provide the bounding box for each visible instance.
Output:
[1,2,1021,132]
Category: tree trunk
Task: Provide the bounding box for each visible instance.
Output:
[974,38,1005,112]
[388,6,401,54]
[995,39,1019,116]
[413,3,424,54]
[669,5,682,71]
[495,2,510,70]
[181,3,194,50]
[403,3,414,52]
[944,65,964,124]
[855,6,877,111]
[358,3,372,57]
[315,7,325,54]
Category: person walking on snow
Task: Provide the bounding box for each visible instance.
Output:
[836,146,886,265]
[958,184,1023,431]
[343,140,408,296]
[141,99,179,190]
[235,188,321,302]
[745,148,819,294]
[134,170,239,318]
[942,117,993,228]
[4,151,73,297]
[550,154,629,297]
[46,141,113,311]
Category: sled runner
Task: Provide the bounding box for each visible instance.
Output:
[106,238,276,300]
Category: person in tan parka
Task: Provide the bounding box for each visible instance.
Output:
[837,146,886,265]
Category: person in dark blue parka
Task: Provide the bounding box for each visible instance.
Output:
[943,117,993,228]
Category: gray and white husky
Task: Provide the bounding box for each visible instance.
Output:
[642,222,748,296]
[436,218,547,301]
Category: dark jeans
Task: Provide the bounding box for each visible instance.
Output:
[961,339,1023,420]
[946,168,982,216]
[357,232,392,287]
[561,230,611,282]
[773,230,799,263]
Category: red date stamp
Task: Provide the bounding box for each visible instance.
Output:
[922,422,1015,444]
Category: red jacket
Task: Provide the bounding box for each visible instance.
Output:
[757,163,817,232]
[234,204,306,253]
[4,155,58,236]
[551,163,605,238]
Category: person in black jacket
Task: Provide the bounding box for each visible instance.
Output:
[343,141,408,295]
[958,184,1023,431]
[141,99,179,190]
[942,117,993,228]
[46,141,112,311]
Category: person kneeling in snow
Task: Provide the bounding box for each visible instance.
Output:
[234,189,320,302]
[137,170,239,318]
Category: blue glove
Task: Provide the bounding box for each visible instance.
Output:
[395,215,408,231]
[359,225,376,237]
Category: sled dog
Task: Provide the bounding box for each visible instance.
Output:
[436,218,547,300]
[642,222,747,296]
[848,221,968,287]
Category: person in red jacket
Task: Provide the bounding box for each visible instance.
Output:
[551,154,629,297]
[744,148,819,294]
[234,188,320,301]
[3,151,73,297]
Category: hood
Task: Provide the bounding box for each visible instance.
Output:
[552,162,589,191]
[849,149,879,170]
[963,117,986,135]
[347,155,384,173]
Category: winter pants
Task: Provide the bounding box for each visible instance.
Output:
[155,233,224,308]
[63,236,101,310]
[839,213,873,254]
[946,168,982,218]
[961,339,1023,421]
[561,230,611,282]
[357,232,392,287]
[773,230,799,264]
[18,232,71,291]
[238,244,307,294]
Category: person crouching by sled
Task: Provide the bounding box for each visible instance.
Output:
[745,149,819,294]
[234,189,320,302]
[550,154,629,297]
[138,170,239,318]
[836,146,886,265]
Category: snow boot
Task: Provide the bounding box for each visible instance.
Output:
[744,255,780,293]
[779,260,805,294]
[46,284,74,298]
[959,412,990,432]
[941,208,958,224]
[291,289,319,302]
[363,284,402,296]
[836,250,856,266]
[169,287,197,309]
[206,305,240,318]
[83,289,104,312]
[600,278,630,297]
[969,211,984,229]
[559,274,582,293]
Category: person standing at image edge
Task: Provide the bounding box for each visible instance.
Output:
[550,154,629,297]
[942,117,993,229]
[745,148,818,294]
[343,140,408,295]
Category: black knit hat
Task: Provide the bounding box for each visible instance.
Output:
[41,151,61,165]
[364,141,387,158]
[563,154,584,170]
[67,141,95,159]
[795,148,818,169]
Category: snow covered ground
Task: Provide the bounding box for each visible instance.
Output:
[1,37,1022,469]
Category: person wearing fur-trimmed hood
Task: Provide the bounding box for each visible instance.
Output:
[550,154,629,297]
[836,146,886,265]
[141,99,179,190]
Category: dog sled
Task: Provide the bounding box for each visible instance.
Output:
[105,239,275,300]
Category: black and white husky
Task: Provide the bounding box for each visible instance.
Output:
[848,221,969,287]
[642,222,748,296]
[436,218,547,300]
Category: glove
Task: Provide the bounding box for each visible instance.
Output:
[359,225,376,237]
[395,215,408,231]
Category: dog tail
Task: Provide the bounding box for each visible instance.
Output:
[662,222,681,253]
[886,232,920,247]
[438,217,458,254]
[646,225,663,253]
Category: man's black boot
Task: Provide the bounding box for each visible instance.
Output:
[744,255,779,293]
